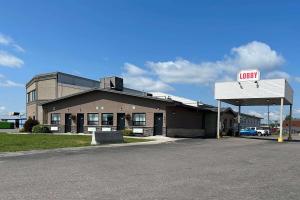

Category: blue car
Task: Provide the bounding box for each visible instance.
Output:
[239,128,257,136]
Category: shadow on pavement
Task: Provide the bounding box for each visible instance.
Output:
[240,136,300,142]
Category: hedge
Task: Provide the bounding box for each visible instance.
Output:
[0,121,14,129]
[32,125,51,134]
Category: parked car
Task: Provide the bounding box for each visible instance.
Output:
[249,127,270,136]
[239,128,257,136]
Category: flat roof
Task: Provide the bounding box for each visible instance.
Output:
[26,71,99,88]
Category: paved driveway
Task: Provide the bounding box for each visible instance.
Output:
[1,137,300,200]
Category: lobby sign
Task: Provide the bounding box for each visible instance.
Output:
[237,69,260,82]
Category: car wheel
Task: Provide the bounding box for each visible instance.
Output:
[258,132,262,136]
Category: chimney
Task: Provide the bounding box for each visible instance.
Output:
[100,76,123,91]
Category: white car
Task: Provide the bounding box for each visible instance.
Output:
[249,127,270,136]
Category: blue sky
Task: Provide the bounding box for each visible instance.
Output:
[0,0,299,121]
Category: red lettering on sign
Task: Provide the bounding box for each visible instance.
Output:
[238,70,260,81]
[239,71,259,80]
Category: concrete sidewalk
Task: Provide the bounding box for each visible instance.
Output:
[0,135,182,158]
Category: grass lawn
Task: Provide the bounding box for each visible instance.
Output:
[0,133,152,152]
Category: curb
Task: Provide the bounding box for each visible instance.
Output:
[0,139,178,159]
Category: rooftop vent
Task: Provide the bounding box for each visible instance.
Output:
[100,76,123,91]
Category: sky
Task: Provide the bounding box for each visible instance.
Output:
[0,0,299,122]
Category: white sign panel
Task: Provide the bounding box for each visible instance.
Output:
[133,128,143,134]
[51,126,58,131]
[237,69,260,82]
[102,127,112,132]
[88,127,96,132]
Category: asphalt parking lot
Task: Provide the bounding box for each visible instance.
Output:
[1,137,300,200]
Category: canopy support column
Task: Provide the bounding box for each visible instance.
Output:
[278,98,284,143]
[267,104,270,128]
[217,100,221,139]
[238,105,241,137]
[288,104,293,141]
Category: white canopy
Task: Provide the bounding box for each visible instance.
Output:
[214,78,294,142]
[215,79,293,106]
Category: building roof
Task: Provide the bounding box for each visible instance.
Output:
[200,106,237,115]
[27,72,152,97]
[41,87,175,106]
[151,92,203,107]
[239,113,264,119]
[0,115,26,120]
[26,71,99,88]
[199,105,262,119]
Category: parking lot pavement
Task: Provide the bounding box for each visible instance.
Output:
[1,137,300,200]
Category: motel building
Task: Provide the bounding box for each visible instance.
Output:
[26,72,264,138]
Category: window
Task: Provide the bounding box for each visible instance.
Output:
[51,113,61,125]
[26,90,37,103]
[132,113,146,126]
[31,90,36,101]
[102,113,113,125]
[88,113,99,125]
[27,92,31,103]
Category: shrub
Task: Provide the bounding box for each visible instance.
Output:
[32,125,51,134]
[0,121,14,129]
[23,117,39,132]
[122,129,134,136]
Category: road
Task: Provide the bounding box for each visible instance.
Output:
[1,137,300,200]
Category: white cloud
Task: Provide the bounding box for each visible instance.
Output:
[294,109,300,114]
[122,63,173,92]
[122,41,288,91]
[0,80,24,87]
[230,41,284,70]
[294,77,300,83]
[0,33,25,52]
[0,106,6,115]
[0,34,11,45]
[124,76,173,92]
[263,111,280,122]
[265,70,290,80]
[147,59,221,84]
[124,63,147,76]
[0,75,23,87]
[0,51,24,68]
[248,110,263,118]
[13,44,25,52]
[145,41,285,84]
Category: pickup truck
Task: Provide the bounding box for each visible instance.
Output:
[239,128,257,136]
[249,127,270,136]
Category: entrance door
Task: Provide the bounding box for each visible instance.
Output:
[154,113,163,135]
[65,114,72,133]
[117,113,125,130]
[77,113,84,133]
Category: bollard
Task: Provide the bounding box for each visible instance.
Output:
[91,131,98,145]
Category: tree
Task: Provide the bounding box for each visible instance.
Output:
[285,115,293,121]
[23,117,39,132]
